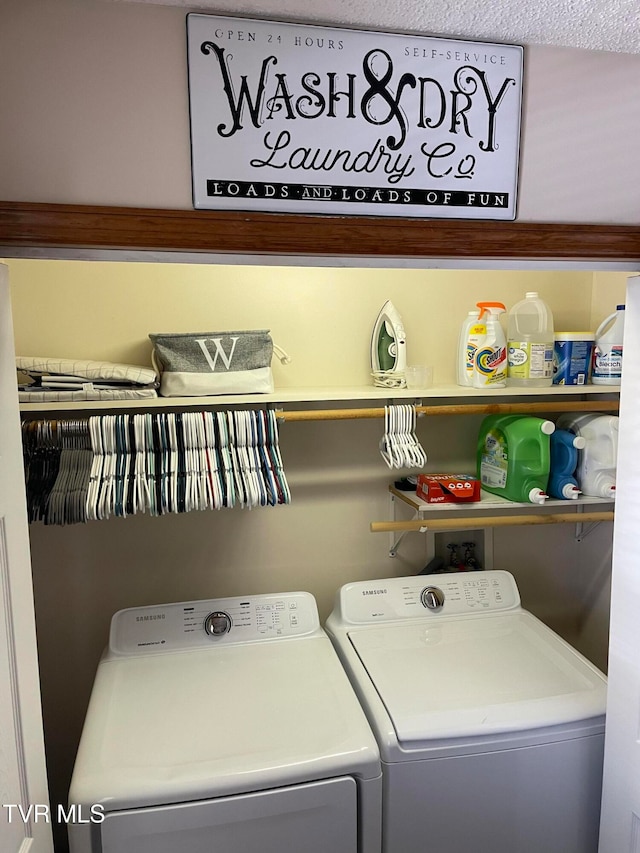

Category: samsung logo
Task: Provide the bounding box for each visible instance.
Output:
[362,589,388,596]
[136,614,166,622]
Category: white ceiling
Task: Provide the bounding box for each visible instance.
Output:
[112,0,640,54]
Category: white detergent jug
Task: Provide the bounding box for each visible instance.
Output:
[592,304,624,385]
[457,309,480,386]
[555,412,618,499]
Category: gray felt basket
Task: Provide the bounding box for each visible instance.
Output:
[149,330,282,396]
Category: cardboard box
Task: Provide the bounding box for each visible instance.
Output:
[416,474,481,504]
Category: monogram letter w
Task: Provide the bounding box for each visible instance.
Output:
[195,337,239,371]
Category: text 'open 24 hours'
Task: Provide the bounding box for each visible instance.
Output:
[187,15,523,220]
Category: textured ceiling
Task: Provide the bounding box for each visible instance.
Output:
[111,0,640,54]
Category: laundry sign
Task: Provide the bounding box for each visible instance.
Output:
[186,15,523,220]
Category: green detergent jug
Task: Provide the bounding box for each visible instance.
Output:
[477,414,555,504]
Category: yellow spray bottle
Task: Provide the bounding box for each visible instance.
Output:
[472,302,507,388]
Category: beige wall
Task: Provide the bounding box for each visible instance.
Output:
[7,260,614,385]
[592,272,631,329]
[2,0,640,223]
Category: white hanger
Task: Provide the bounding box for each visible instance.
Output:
[216,412,234,508]
[380,404,427,470]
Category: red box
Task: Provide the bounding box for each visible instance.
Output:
[416,474,481,504]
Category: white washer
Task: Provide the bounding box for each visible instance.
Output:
[68,591,381,853]
[325,570,607,853]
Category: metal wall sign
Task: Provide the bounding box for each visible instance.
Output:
[187,15,523,220]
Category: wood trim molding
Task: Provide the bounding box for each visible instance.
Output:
[1,200,640,261]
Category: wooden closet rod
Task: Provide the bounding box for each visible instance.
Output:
[20,398,618,423]
[279,398,619,422]
[370,510,614,533]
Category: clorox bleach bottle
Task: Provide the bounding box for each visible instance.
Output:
[548,429,586,500]
[472,302,507,388]
[555,413,619,499]
[457,308,480,386]
[477,414,555,504]
[592,304,625,385]
[507,292,555,387]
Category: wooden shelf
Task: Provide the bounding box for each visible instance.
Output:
[18,382,620,415]
[389,485,615,514]
[377,486,615,547]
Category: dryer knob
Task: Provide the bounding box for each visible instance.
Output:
[420,586,445,611]
[204,611,232,637]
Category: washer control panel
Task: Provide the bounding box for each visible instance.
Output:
[109,591,320,655]
[336,570,520,624]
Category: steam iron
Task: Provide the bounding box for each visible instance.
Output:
[371,300,407,388]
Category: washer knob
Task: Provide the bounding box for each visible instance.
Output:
[421,586,445,611]
[204,611,232,637]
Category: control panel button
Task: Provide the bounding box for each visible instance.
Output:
[204,611,232,638]
[420,586,445,611]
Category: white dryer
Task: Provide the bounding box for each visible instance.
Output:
[325,570,607,853]
[68,591,381,853]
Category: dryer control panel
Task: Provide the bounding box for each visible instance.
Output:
[108,591,320,656]
[335,570,520,624]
